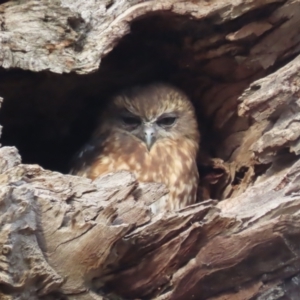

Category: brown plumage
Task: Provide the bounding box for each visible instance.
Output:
[70,83,200,213]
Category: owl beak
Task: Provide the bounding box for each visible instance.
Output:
[144,125,156,150]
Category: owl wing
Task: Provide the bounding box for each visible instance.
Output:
[69,133,107,176]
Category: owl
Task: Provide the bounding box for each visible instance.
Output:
[70,83,200,213]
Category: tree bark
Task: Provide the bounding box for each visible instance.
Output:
[1,0,300,299]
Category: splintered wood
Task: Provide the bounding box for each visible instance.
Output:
[1,0,300,299]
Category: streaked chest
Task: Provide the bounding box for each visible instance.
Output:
[89,136,197,187]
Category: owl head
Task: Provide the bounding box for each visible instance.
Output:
[96,83,200,151]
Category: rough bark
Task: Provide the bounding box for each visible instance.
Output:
[1,0,300,300]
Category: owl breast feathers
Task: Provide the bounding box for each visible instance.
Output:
[70,83,200,213]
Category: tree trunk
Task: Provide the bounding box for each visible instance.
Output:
[1,0,300,299]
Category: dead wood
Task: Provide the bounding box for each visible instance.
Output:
[1,0,300,299]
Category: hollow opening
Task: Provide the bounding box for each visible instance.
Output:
[0,3,297,201]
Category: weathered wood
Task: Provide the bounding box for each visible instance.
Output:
[1,148,300,299]
[0,0,287,74]
[1,0,300,299]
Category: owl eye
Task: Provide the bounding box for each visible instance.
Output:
[157,116,176,127]
[121,116,141,127]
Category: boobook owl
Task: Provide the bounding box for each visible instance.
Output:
[70,83,200,213]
